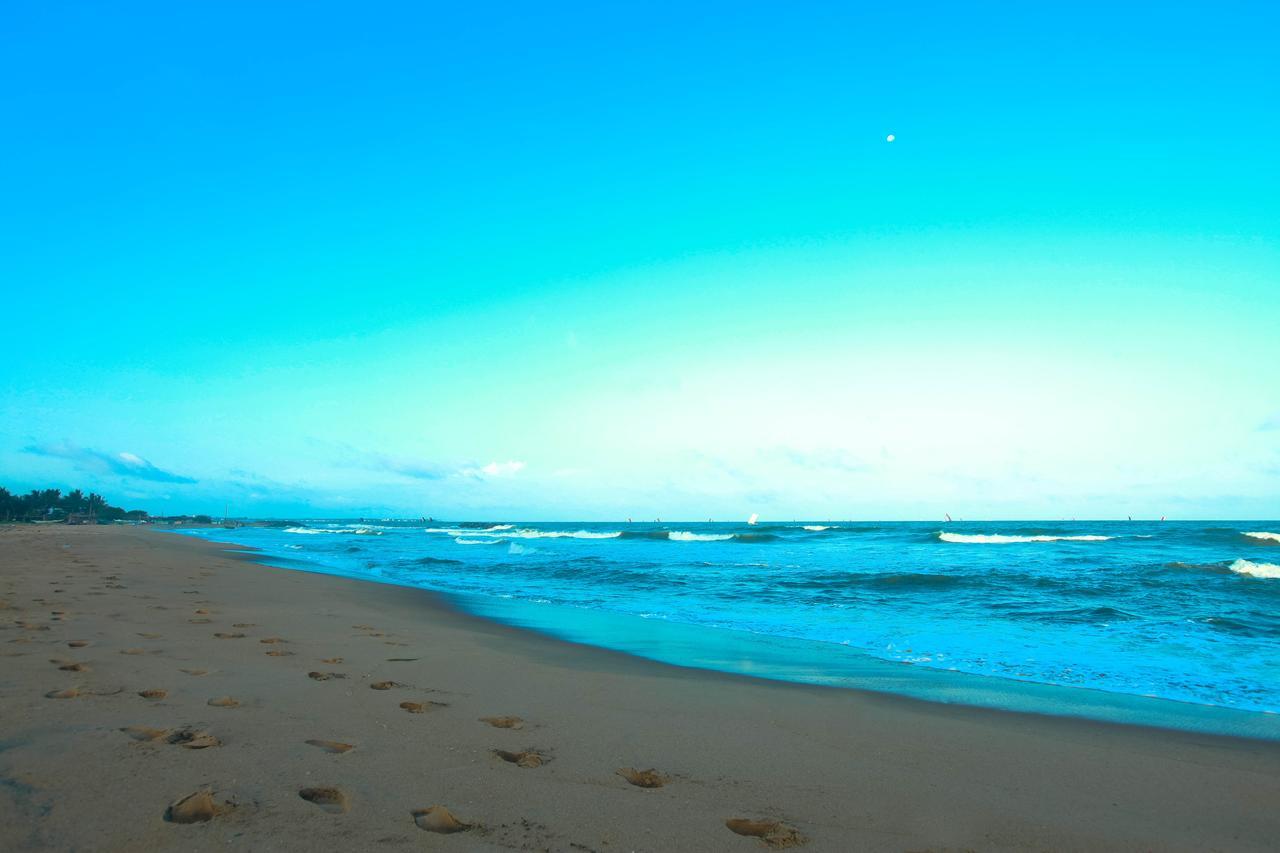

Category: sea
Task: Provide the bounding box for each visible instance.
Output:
[175,520,1280,739]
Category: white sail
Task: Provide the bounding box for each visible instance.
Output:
[747,513,759,525]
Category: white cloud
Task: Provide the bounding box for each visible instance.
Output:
[462,460,526,478]
[482,460,526,476]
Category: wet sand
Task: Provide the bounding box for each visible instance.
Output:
[2,523,1278,851]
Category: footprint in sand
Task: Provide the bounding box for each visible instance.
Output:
[57,662,88,672]
[724,818,808,848]
[193,609,209,615]
[480,716,524,729]
[167,728,220,749]
[412,806,470,834]
[232,623,256,628]
[188,618,212,624]
[138,689,167,700]
[369,680,400,690]
[207,696,240,708]
[320,657,343,664]
[259,637,286,644]
[493,749,547,768]
[165,790,232,823]
[136,632,162,639]
[305,739,354,754]
[299,787,348,814]
[213,632,245,639]
[119,648,147,655]
[400,701,448,714]
[265,649,295,657]
[308,671,346,681]
[45,688,78,699]
[122,726,168,741]
[180,668,208,676]
[68,640,89,648]
[617,767,667,788]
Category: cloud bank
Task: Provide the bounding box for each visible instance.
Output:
[23,443,197,484]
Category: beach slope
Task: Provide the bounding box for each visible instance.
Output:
[1,524,1278,851]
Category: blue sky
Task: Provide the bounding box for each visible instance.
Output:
[2,2,1277,519]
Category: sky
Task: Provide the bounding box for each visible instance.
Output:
[1,1,1278,520]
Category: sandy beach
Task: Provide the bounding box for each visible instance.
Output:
[2,524,1278,852]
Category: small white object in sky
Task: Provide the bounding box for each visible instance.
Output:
[886,134,895,142]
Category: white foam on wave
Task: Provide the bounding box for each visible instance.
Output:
[513,529,621,539]
[802,525,832,531]
[283,526,382,535]
[436,528,620,540]
[454,537,504,545]
[425,525,513,534]
[669,531,734,542]
[1243,531,1280,543]
[939,532,1112,544]
[1230,559,1280,579]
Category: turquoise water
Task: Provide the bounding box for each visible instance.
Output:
[176,520,1280,738]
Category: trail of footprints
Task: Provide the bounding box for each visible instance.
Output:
[26,577,807,847]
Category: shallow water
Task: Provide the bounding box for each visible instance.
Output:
[177,520,1280,737]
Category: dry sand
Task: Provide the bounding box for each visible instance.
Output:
[1,524,1278,851]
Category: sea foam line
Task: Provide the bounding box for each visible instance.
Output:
[1243,531,1280,543]
[939,532,1112,544]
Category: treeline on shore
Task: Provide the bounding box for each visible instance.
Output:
[0,486,212,524]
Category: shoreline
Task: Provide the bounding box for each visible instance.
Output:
[3,524,1279,851]
[187,524,1280,741]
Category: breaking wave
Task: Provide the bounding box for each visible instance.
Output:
[1243,531,1280,543]
[1229,559,1280,579]
[938,532,1112,544]
[669,531,734,542]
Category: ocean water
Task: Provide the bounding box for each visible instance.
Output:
[177,520,1280,738]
